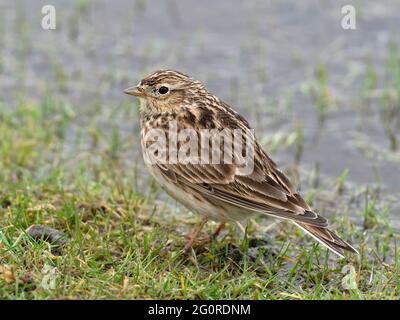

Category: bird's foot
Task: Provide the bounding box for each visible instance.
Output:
[183,222,226,256]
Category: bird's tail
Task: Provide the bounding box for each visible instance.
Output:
[294,222,358,258]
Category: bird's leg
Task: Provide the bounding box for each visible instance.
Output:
[184,216,208,255]
[188,222,226,245]
[211,222,226,240]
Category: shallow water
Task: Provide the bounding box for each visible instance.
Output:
[1,0,399,222]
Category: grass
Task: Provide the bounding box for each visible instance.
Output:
[1,1,400,300]
[0,96,399,300]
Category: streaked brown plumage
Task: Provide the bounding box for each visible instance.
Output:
[124,69,358,258]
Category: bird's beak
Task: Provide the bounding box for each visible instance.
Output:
[123,86,145,97]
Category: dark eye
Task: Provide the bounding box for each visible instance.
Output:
[158,86,169,95]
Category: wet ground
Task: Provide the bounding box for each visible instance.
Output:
[1,0,399,222]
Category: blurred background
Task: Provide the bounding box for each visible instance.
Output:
[1,0,399,225]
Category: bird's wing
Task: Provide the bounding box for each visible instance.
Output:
[154,138,328,227]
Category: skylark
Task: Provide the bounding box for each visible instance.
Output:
[124,69,358,258]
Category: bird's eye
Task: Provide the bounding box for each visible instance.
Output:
[158,86,169,95]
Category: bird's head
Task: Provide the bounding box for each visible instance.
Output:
[124,69,206,113]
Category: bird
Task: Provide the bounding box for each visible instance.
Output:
[124,69,358,258]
